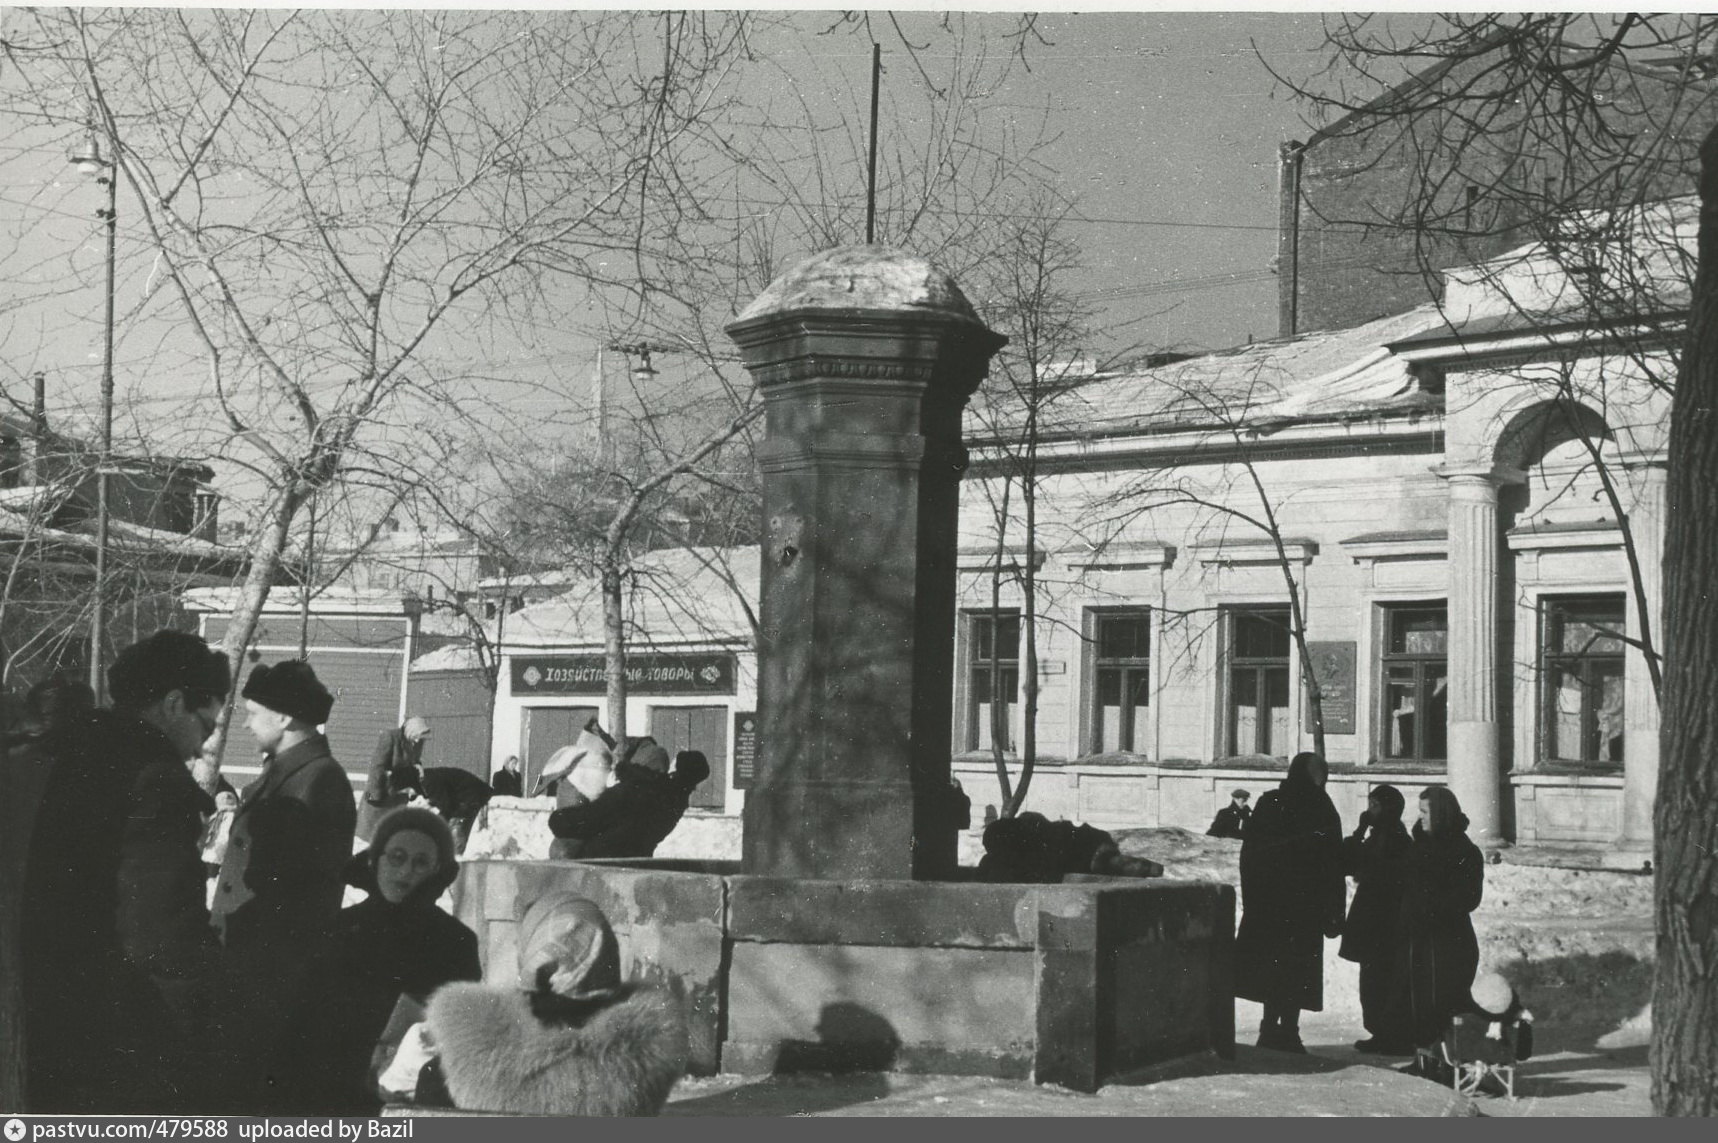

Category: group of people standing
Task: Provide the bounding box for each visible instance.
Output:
[4,629,690,1116]
[1234,752,1485,1061]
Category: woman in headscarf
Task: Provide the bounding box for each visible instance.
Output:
[1394,785,1484,1056]
[1339,784,1412,1054]
[1234,751,1346,1052]
[424,891,688,1115]
[293,806,481,1114]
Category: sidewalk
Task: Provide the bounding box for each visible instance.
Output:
[661,1023,1651,1117]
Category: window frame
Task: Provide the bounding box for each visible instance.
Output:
[1375,601,1449,766]
[1538,593,1627,768]
[1084,607,1153,756]
[1223,604,1293,758]
[962,608,1021,754]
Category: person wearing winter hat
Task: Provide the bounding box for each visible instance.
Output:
[424,891,687,1114]
[16,630,231,1112]
[1392,785,1485,1070]
[358,716,432,843]
[546,735,686,859]
[293,807,479,1115]
[207,659,355,1113]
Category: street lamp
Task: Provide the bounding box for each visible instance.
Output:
[68,126,117,705]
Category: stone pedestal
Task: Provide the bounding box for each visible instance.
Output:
[726,246,1005,880]
[1444,468,1511,845]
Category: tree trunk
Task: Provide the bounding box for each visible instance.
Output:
[1653,123,1718,1117]
[1005,446,1039,817]
[201,482,300,786]
[601,554,627,743]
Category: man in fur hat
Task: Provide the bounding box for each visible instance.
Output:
[209,659,355,1113]
[18,630,231,1112]
[211,659,354,949]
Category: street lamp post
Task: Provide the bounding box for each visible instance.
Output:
[69,129,117,705]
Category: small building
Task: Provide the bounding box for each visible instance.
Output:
[487,546,758,812]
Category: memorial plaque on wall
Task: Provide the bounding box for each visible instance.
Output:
[510,651,737,696]
[1306,641,1357,735]
[732,711,758,790]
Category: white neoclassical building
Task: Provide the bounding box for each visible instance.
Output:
[951,204,1685,861]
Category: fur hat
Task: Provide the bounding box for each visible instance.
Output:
[368,805,459,900]
[108,631,230,712]
[673,750,710,788]
[241,659,333,726]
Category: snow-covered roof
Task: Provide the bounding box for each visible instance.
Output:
[498,545,758,652]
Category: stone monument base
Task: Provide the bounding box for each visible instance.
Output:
[451,859,1234,1093]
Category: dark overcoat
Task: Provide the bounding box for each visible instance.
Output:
[19,710,218,1112]
[211,733,356,950]
[1392,799,1484,1045]
[295,857,480,1115]
[547,763,687,859]
[1234,768,1345,1011]
[357,728,424,841]
[1338,811,1411,966]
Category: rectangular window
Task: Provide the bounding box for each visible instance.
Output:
[1226,606,1291,757]
[1542,595,1626,765]
[1378,604,1448,763]
[965,611,1020,752]
[1090,610,1151,753]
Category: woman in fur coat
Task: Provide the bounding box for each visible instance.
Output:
[1234,752,1346,1053]
[1393,786,1485,1053]
[424,891,688,1116]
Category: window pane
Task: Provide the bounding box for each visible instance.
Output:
[995,614,1021,658]
[1548,667,1586,761]
[1390,608,1448,656]
[1383,666,1418,759]
[1265,666,1290,756]
[1097,668,1122,753]
[1597,660,1624,763]
[1229,666,1259,754]
[1235,610,1291,659]
[1423,668,1448,761]
[1097,613,1150,660]
[1551,599,1625,655]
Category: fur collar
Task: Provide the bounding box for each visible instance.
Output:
[425,983,687,1116]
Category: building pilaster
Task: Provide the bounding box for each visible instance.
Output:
[1620,458,1667,850]
[1444,469,1511,846]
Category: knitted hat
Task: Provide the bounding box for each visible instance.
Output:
[369,806,459,900]
[516,891,622,1000]
[108,631,231,712]
[241,659,333,726]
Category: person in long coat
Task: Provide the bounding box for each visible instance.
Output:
[1393,785,1484,1053]
[208,660,356,1113]
[1338,783,1412,1054]
[357,717,430,842]
[18,633,230,1112]
[295,807,480,1115]
[1234,751,1346,1052]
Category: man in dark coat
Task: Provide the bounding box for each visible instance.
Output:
[1206,788,1252,839]
[357,716,430,841]
[18,632,230,1112]
[546,737,685,859]
[209,659,356,1113]
[1234,752,1346,1053]
[418,766,494,853]
[1339,784,1412,1054]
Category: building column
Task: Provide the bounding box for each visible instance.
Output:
[1444,470,1509,846]
[1620,459,1667,849]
